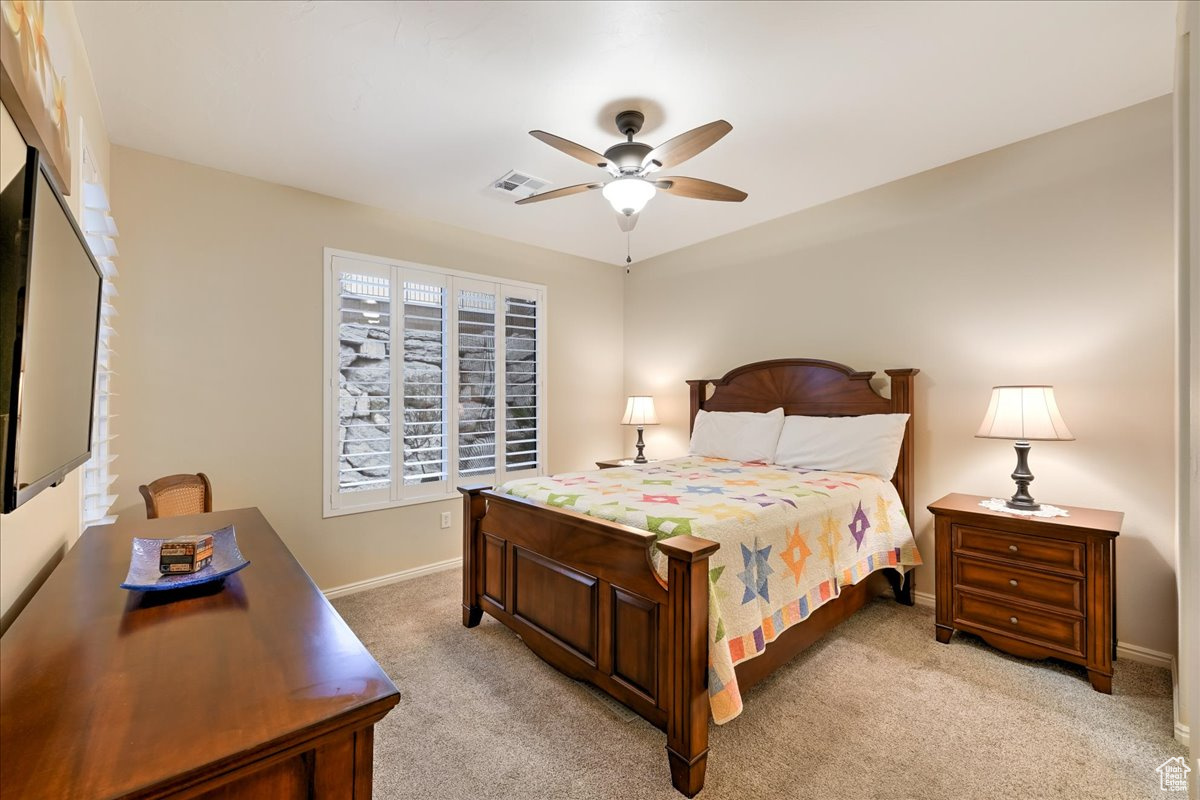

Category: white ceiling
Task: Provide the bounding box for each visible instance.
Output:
[75,1,1175,266]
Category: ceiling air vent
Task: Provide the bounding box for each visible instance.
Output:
[490,170,549,200]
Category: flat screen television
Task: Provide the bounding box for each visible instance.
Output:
[0,146,103,513]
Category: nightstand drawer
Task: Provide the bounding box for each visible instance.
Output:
[953,524,1084,576]
[954,591,1083,656]
[955,555,1083,613]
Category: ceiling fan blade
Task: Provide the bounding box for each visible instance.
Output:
[642,120,732,170]
[655,176,747,202]
[515,182,602,205]
[529,130,609,168]
[615,211,639,232]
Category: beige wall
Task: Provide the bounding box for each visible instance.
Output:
[624,96,1177,655]
[0,0,110,633]
[107,147,624,591]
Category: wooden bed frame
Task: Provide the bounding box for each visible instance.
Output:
[460,359,918,796]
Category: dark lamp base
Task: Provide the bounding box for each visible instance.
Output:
[1006,440,1039,510]
[633,426,648,464]
[1005,497,1042,511]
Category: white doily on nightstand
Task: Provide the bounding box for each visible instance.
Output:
[979,498,1069,518]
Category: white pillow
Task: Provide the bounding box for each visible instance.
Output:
[689,408,785,463]
[773,413,910,479]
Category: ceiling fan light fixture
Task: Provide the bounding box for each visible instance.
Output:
[602,177,656,216]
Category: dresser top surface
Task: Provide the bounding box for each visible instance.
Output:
[928,493,1123,535]
[0,507,399,800]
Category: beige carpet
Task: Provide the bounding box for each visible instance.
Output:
[332,568,1185,800]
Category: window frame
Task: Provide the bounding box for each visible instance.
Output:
[78,126,120,529]
[322,247,548,518]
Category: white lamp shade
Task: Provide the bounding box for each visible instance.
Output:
[975,385,1074,441]
[621,396,659,426]
[602,178,656,215]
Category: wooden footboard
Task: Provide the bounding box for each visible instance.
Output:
[461,486,718,796]
[459,358,918,797]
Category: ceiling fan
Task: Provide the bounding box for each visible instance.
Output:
[517,110,748,233]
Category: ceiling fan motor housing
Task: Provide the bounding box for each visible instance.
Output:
[615,109,645,136]
[604,142,653,173]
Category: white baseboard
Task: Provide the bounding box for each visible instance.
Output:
[322,556,462,600]
[1175,721,1190,747]
[912,590,935,609]
[1115,641,1174,670]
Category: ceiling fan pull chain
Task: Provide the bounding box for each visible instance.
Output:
[626,233,632,271]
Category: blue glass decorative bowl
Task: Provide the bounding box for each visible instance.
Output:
[120,524,250,591]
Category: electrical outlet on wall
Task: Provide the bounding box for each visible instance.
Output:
[440,511,452,529]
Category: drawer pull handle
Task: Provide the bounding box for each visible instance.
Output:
[1008,545,1019,552]
[1009,579,1019,587]
[1009,616,1019,625]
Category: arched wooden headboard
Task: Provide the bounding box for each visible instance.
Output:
[686,359,919,522]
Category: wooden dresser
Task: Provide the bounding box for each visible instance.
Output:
[929,493,1122,693]
[0,507,399,799]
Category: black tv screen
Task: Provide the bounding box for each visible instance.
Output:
[1,147,103,513]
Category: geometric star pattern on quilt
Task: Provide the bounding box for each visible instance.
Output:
[546,493,581,508]
[804,476,859,490]
[778,524,812,584]
[780,485,830,501]
[709,565,728,641]
[641,494,679,504]
[554,476,589,486]
[647,516,695,540]
[818,512,841,564]
[875,494,892,534]
[685,485,727,495]
[699,502,756,522]
[848,501,871,550]
[729,492,780,508]
[738,543,774,604]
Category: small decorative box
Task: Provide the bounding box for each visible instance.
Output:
[158,534,214,574]
[122,525,249,592]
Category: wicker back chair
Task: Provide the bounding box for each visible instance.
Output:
[139,473,213,519]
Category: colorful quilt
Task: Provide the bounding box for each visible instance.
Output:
[499,456,922,724]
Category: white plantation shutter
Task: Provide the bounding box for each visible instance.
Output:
[456,281,499,481]
[331,258,393,508]
[324,251,545,516]
[399,271,448,496]
[80,179,119,527]
[503,290,539,474]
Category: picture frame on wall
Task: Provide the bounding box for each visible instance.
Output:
[1,0,72,194]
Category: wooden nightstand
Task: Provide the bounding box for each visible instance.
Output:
[595,458,658,469]
[928,493,1122,693]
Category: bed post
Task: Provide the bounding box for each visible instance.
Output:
[459,486,487,628]
[658,535,720,798]
[884,368,918,522]
[685,379,708,434]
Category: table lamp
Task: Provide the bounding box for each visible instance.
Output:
[621,396,659,464]
[975,385,1074,510]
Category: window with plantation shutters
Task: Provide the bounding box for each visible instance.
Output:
[79,142,119,528]
[324,250,545,517]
